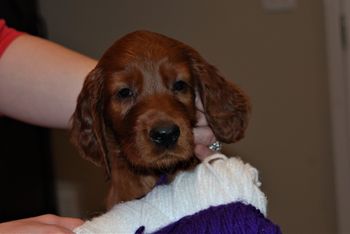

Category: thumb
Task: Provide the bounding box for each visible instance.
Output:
[194,144,215,161]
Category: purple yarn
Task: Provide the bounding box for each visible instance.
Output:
[155,174,168,186]
[135,226,145,234]
[138,202,281,234]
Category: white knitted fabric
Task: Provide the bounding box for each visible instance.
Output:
[74,153,267,234]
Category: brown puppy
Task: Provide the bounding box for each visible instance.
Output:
[71,31,250,209]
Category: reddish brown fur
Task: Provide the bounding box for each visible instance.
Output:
[70,31,251,209]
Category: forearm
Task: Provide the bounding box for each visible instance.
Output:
[0,34,97,129]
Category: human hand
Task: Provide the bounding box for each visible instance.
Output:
[0,214,83,234]
[193,95,217,161]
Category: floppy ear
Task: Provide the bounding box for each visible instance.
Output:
[188,50,251,143]
[70,67,111,177]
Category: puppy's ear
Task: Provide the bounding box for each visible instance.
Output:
[70,67,111,177]
[188,50,251,143]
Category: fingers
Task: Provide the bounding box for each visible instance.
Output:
[193,126,216,146]
[32,214,84,231]
[194,93,217,161]
[195,93,205,112]
[196,108,207,127]
[194,144,215,161]
[193,126,217,161]
[0,214,84,234]
[58,217,84,230]
[195,95,208,127]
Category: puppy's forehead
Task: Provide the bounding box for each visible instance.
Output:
[102,31,191,90]
[100,31,188,69]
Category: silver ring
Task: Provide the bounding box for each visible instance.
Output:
[208,141,222,152]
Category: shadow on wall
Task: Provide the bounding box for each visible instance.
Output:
[51,130,108,218]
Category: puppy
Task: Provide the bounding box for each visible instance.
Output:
[70,31,250,209]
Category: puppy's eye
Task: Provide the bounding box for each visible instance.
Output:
[172,80,188,92]
[117,88,134,99]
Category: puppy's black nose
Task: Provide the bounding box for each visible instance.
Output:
[149,124,180,148]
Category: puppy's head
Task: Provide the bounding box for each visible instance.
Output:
[71,31,250,176]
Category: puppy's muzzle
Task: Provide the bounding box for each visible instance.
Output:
[149,123,180,149]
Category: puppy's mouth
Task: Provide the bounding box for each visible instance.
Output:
[125,153,198,176]
[120,127,194,171]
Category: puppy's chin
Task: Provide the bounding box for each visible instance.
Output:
[125,153,198,176]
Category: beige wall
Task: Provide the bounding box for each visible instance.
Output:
[39,1,336,233]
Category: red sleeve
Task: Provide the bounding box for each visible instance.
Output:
[0,19,24,58]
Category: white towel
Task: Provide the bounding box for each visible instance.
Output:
[74,153,267,234]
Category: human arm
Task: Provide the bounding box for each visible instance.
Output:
[0,214,83,234]
[0,34,96,128]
